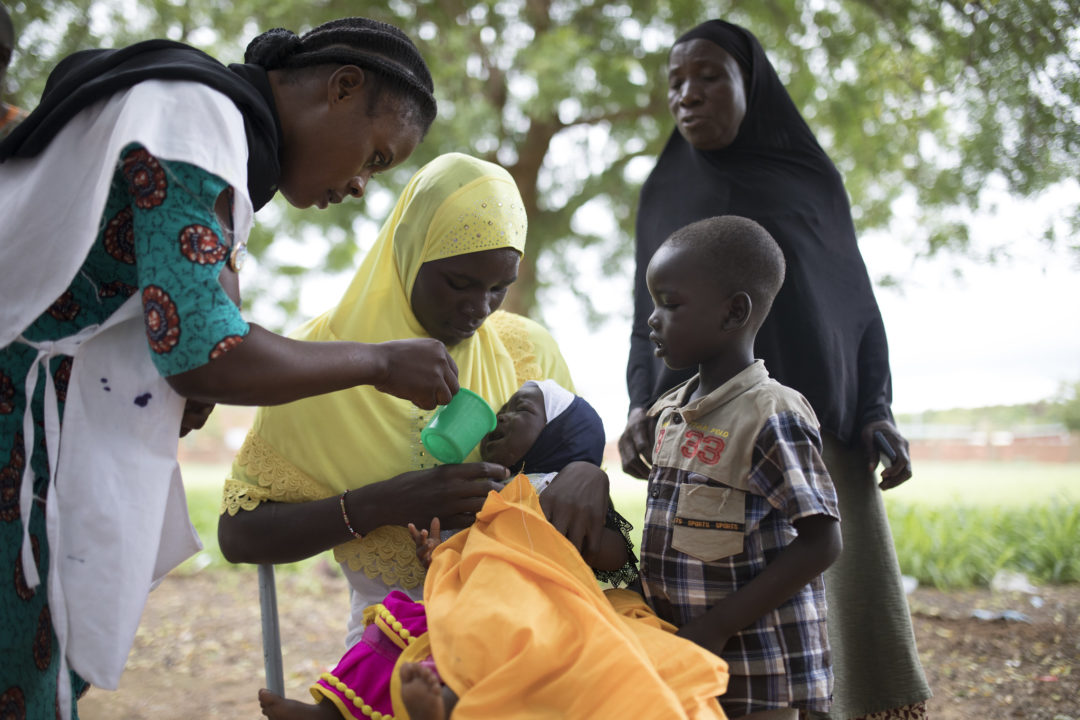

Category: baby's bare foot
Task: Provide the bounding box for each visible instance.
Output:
[258,689,340,720]
[400,663,446,720]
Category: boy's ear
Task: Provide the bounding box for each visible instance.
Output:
[721,291,752,331]
[328,65,366,103]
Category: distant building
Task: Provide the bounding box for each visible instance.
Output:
[904,422,1080,463]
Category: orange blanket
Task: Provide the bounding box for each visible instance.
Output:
[423,475,728,719]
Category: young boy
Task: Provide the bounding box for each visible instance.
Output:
[640,215,842,720]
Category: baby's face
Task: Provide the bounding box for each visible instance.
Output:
[479,383,547,468]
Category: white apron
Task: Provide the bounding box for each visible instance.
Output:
[0,79,254,717]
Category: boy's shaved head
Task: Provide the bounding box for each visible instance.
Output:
[663,215,785,323]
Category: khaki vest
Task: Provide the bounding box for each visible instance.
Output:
[648,361,818,562]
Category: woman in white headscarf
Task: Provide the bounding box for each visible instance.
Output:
[0,18,454,718]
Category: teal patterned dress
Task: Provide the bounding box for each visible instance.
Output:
[0,144,250,718]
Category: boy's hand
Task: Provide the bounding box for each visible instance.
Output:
[408,517,442,569]
[675,616,732,658]
[618,406,656,479]
[860,419,912,490]
[678,514,842,658]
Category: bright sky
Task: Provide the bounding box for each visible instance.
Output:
[535,184,1080,439]
[293,182,1079,442]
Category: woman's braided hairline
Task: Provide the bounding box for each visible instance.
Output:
[244,18,437,131]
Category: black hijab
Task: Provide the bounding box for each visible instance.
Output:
[628,20,893,443]
[0,39,282,210]
[511,395,606,475]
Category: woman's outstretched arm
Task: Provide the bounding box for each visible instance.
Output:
[167,328,459,410]
[165,187,459,411]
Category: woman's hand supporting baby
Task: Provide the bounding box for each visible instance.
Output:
[360,462,509,532]
[218,463,507,566]
[539,461,610,562]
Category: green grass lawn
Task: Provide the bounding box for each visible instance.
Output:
[180,460,1080,588]
[881,461,1080,506]
[611,460,1080,521]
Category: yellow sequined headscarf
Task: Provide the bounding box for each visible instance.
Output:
[234,151,529,492]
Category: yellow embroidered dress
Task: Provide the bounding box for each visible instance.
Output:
[220,153,573,621]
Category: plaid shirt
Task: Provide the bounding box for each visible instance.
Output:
[641,375,839,716]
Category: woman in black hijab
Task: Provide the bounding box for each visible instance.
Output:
[620,20,931,720]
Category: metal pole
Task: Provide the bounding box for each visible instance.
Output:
[258,563,285,696]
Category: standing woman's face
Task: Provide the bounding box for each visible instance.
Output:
[667,39,747,151]
[410,247,521,347]
[276,66,422,210]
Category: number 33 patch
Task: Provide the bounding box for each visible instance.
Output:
[680,429,725,464]
[654,426,727,465]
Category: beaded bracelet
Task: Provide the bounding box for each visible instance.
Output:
[340,491,363,541]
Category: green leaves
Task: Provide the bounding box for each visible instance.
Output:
[8,0,1079,324]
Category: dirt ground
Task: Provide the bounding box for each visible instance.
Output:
[78,563,1079,720]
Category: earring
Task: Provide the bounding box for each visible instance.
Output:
[228,239,248,272]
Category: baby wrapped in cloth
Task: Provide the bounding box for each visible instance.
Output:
[311,381,730,719]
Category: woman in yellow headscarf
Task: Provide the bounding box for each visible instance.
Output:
[218,153,581,641]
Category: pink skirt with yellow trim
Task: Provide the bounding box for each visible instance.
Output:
[310,590,437,720]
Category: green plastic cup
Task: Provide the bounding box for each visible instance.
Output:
[421,388,497,464]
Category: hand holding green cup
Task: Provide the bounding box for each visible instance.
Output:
[421,388,497,464]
